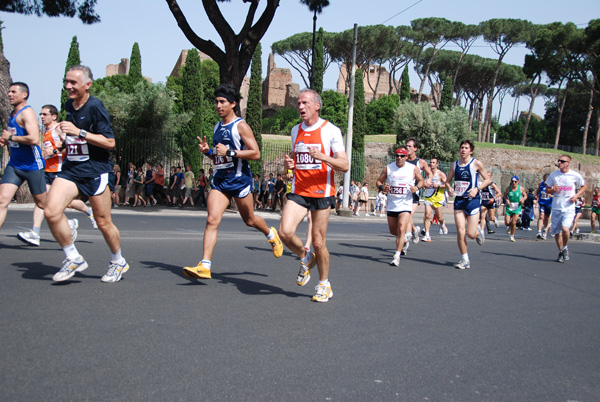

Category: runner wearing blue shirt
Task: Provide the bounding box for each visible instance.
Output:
[44,65,129,283]
[0,82,45,233]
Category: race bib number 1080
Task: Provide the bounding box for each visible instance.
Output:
[295,143,321,170]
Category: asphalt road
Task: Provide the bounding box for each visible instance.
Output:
[1,206,599,401]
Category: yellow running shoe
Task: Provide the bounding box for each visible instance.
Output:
[268,227,283,258]
[183,262,212,279]
[312,283,333,302]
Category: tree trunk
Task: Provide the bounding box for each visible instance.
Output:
[553,81,570,150]
[0,22,12,129]
[477,98,484,142]
[582,88,594,155]
[166,0,280,89]
[521,77,540,146]
[595,108,600,157]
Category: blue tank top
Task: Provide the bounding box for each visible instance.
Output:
[453,158,479,200]
[7,105,45,171]
[538,181,552,206]
[212,118,250,179]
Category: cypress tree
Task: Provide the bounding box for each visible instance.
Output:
[439,75,453,110]
[247,42,263,174]
[400,65,410,102]
[59,36,81,120]
[313,28,325,94]
[352,68,366,182]
[129,42,143,87]
[180,49,203,174]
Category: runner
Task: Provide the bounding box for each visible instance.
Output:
[0,82,45,234]
[570,193,584,236]
[421,157,447,242]
[376,147,424,265]
[405,137,432,244]
[44,65,129,283]
[536,173,553,240]
[278,88,349,302]
[591,187,600,233]
[183,84,283,280]
[444,140,491,269]
[17,104,97,246]
[544,155,587,263]
[479,171,501,234]
[503,175,527,242]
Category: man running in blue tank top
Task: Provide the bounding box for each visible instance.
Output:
[0,82,45,233]
[183,84,283,280]
[445,140,491,269]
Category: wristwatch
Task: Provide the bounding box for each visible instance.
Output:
[8,134,13,142]
[78,129,88,139]
[226,149,237,158]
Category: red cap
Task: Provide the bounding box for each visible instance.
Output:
[394,148,409,155]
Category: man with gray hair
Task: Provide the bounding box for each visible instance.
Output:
[44,65,129,283]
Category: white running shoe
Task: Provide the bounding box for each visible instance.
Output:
[442,224,448,235]
[101,259,130,283]
[389,255,400,266]
[454,259,470,269]
[505,226,510,234]
[439,226,444,235]
[88,212,98,229]
[476,227,485,245]
[422,235,431,242]
[494,220,499,228]
[68,219,79,242]
[401,241,409,255]
[53,256,88,282]
[380,213,385,217]
[412,226,420,244]
[17,230,40,246]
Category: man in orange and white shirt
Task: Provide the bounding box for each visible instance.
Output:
[17,104,97,246]
[279,89,349,303]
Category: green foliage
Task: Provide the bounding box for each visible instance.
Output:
[366,94,400,134]
[319,90,347,133]
[247,42,263,174]
[497,115,550,144]
[352,68,366,182]
[262,107,301,134]
[129,42,143,85]
[400,66,410,102]
[59,36,80,121]
[439,75,453,110]
[313,28,324,93]
[91,74,133,96]
[180,49,203,174]
[95,80,190,168]
[394,101,472,161]
[2,0,100,24]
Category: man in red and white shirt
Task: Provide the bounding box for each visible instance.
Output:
[279,89,349,303]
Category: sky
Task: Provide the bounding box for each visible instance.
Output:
[1,0,598,126]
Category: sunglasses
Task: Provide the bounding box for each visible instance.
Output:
[511,180,518,183]
[557,159,568,164]
[395,155,408,158]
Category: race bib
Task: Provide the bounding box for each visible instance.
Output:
[454,181,469,197]
[389,182,409,195]
[509,202,519,210]
[424,187,435,198]
[65,137,89,162]
[294,143,321,170]
[213,154,234,170]
[481,192,490,201]
[540,191,550,200]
